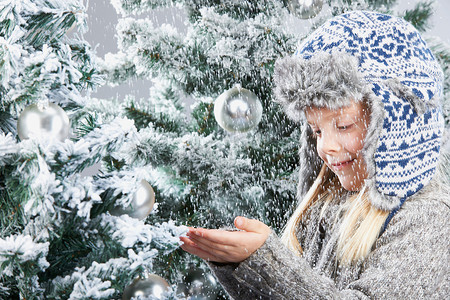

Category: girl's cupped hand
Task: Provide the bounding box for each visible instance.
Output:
[180,216,271,263]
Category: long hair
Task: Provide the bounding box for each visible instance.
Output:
[281,164,390,265]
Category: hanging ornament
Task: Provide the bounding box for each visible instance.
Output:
[177,269,219,300]
[110,179,155,220]
[122,274,170,300]
[288,0,323,19]
[214,85,263,133]
[17,102,70,142]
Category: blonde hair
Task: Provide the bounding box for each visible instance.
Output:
[281,164,390,265]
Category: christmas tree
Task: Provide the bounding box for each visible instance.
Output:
[0,0,448,299]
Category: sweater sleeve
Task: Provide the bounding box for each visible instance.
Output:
[208,200,449,299]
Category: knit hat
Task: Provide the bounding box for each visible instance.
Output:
[274,11,445,211]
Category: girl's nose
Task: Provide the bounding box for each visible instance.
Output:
[317,132,342,154]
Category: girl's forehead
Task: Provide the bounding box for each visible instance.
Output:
[305,102,368,123]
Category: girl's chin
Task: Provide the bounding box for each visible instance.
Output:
[337,177,364,192]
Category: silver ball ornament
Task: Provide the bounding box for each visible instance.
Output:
[288,0,323,19]
[17,102,70,142]
[177,269,219,300]
[122,275,170,300]
[214,86,263,133]
[111,180,155,220]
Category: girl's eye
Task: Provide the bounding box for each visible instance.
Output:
[308,124,321,138]
[337,124,353,131]
[313,129,321,137]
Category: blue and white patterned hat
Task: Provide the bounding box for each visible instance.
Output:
[274,11,445,211]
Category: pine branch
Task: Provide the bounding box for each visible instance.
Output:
[0,234,50,299]
[51,118,138,178]
[0,18,14,39]
[0,2,21,39]
[69,40,106,91]
[366,0,398,11]
[24,11,74,47]
[0,156,39,237]
[22,0,85,49]
[187,0,281,20]
[191,101,217,135]
[41,213,127,284]
[124,102,181,133]
[402,0,433,32]
[0,112,16,134]
[0,170,27,236]
[74,112,99,139]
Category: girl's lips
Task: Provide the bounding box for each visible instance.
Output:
[331,159,355,171]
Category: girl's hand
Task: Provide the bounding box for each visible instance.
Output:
[180,216,271,263]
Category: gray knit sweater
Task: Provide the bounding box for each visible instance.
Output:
[208,178,449,299]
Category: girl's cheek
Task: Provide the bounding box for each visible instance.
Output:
[342,134,364,153]
[316,149,327,163]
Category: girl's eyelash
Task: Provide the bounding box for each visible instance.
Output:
[337,124,353,130]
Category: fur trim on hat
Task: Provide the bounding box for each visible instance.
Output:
[273,52,365,120]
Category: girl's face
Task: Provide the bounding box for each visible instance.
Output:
[305,101,370,191]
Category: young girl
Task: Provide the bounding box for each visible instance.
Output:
[180,11,449,299]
